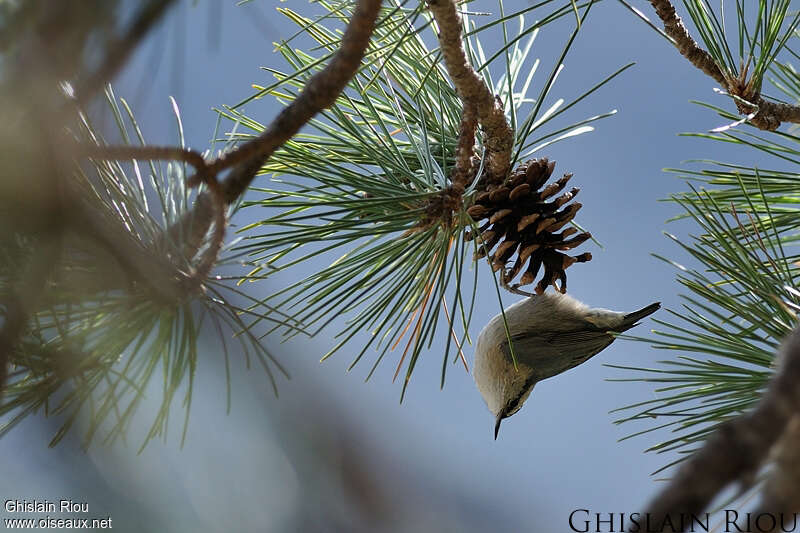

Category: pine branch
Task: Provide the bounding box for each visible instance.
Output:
[77,0,383,297]
[78,143,225,285]
[193,0,383,202]
[450,104,478,194]
[648,0,726,85]
[81,144,208,180]
[645,0,800,132]
[156,0,382,261]
[425,0,513,182]
[742,98,800,132]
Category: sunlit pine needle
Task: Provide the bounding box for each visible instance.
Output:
[393,253,444,383]
[442,298,468,372]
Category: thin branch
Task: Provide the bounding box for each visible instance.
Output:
[419,104,480,230]
[418,104,480,229]
[425,0,513,182]
[81,144,208,180]
[192,0,383,204]
[76,144,221,294]
[179,172,227,294]
[637,325,800,528]
[160,0,381,263]
[648,0,726,85]
[161,0,381,252]
[450,104,479,194]
[72,0,380,299]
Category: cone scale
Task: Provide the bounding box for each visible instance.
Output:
[466,158,592,295]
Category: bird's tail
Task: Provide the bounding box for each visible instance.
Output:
[621,302,661,329]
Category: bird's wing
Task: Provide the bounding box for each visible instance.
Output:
[499,330,615,381]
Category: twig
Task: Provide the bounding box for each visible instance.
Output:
[637,325,800,529]
[62,0,380,312]
[419,105,479,229]
[425,0,513,182]
[450,104,478,194]
[71,143,221,296]
[648,0,726,85]
[179,169,227,294]
[163,0,381,252]
[78,0,382,301]
[188,0,383,204]
[81,144,208,181]
[0,238,61,391]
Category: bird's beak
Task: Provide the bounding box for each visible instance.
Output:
[494,415,502,440]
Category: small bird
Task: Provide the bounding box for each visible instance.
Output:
[473,291,660,439]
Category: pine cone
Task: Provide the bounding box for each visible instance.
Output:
[465,158,592,294]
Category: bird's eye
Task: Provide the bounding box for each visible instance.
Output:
[505,403,523,417]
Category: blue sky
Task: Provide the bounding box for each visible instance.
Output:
[1,1,774,531]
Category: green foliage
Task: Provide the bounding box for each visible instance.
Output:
[0,0,632,447]
[679,0,798,92]
[0,0,628,448]
[0,89,291,449]
[619,0,799,98]
[222,0,625,396]
[611,38,800,473]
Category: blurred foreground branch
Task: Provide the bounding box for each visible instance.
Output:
[639,325,800,530]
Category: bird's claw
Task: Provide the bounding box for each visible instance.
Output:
[500,272,535,297]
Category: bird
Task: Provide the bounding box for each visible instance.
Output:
[472,291,660,439]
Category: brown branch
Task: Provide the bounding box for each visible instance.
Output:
[190,0,383,204]
[81,145,208,180]
[754,415,800,520]
[637,325,800,530]
[76,0,381,299]
[73,143,229,298]
[161,0,381,260]
[417,105,478,229]
[8,0,379,322]
[743,97,800,132]
[648,0,726,85]
[450,104,478,195]
[179,171,227,294]
[425,0,513,182]
[79,143,220,267]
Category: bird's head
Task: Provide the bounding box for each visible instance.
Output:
[473,340,537,439]
[491,375,537,439]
